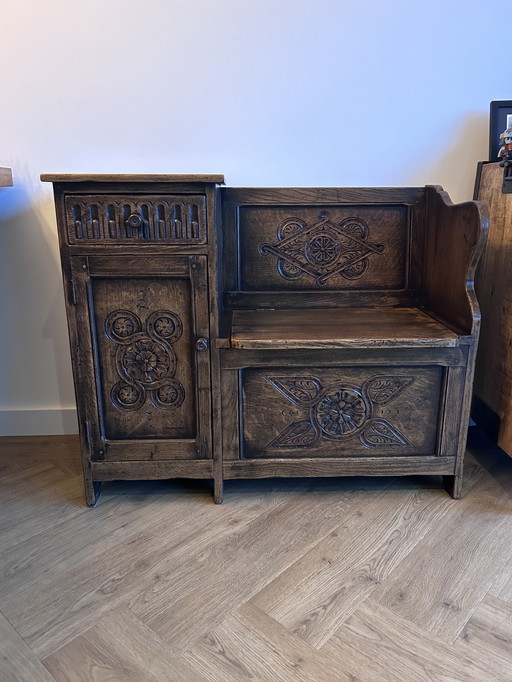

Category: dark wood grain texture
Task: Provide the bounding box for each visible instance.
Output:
[230,308,460,349]
[473,162,512,455]
[223,456,456,478]
[41,173,225,184]
[45,177,485,502]
[48,176,221,505]
[423,185,488,335]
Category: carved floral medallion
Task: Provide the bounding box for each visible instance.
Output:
[105,309,185,411]
[266,374,414,449]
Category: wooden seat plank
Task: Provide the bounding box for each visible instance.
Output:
[230,308,460,349]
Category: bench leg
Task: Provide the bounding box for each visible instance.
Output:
[85,477,102,507]
[443,474,463,499]
[213,476,223,504]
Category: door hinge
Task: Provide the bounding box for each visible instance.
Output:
[84,420,91,446]
[69,278,77,305]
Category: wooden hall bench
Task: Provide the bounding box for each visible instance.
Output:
[42,176,487,505]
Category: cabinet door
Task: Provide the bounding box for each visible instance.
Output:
[69,255,211,460]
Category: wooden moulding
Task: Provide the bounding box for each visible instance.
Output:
[223,457,456,479]
[0,167,13,187]
[104,440,199,461]
[40,173,225,184]
[92,460,213,481]
[221,347,467,370]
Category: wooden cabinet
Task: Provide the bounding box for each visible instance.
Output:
[43,176,487,504]
[43,175,223,505]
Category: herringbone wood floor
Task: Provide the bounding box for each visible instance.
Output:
[0,431,511,681]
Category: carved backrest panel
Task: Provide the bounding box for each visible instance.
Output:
[64,195,206,244]
[91,277,196,439]
[237,205,409,291]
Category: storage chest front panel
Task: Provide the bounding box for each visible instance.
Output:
[241,366,443,458]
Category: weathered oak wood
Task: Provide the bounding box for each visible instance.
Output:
[92,460,213,480]
[41,173,225,184]
[224,289,419,309]
[223,457,455,478]
[230,308,460,349]
[45,176,485,502]
[0,167,13,187]
[473,162,512,455]
[105,440,198,461]
[48,176,220,505]
[423,185,488,335]
[221,347,467,369]
[223,186,425,205]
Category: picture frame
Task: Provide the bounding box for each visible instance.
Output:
[489,100,512,161]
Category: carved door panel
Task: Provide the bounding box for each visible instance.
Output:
[70,255,211,459]
[241,366,443,458]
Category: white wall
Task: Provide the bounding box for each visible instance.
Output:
[0,0,507,434]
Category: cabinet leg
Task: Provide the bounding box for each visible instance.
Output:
[84,476,102,507]
[443,474,463,499]
[213,477,223,504]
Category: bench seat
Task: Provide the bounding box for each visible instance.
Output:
[230,308,461,349]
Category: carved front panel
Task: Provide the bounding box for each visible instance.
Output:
[241,367,442,458]
[238,205,408,290]
[91,278,196,440]
[65,195,206,244]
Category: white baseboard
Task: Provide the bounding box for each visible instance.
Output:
[0,408,79,436]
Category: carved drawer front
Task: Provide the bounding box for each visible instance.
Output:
[65,195,206,244]
[241,366,443,458]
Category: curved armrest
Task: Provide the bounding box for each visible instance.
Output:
[423,186,489,335]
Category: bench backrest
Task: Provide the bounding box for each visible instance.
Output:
[221,187,426,310]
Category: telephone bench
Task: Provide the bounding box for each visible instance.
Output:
[42,176,487,504]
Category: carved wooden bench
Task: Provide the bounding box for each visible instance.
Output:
[42,176,487,504]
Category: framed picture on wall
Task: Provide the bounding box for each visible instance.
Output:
[490,100,512,161]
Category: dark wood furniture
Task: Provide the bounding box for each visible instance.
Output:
[42,175,488,504]
[473,162,512,455]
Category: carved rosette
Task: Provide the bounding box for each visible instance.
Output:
[105,309,185,411]
[265,375,414,449]
[259,211,385,286]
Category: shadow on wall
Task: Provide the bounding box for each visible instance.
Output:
[0,181,76,416]
[405,113,489,202]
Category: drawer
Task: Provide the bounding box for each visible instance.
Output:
[64,194,206,244]
[241,366,443,458]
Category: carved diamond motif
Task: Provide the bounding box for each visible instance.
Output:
[260,211,386,286]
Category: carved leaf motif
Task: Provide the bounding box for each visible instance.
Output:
[265,377,322,406]
[363,375,415,405]
[359,419,409,447]
[267,420,319,449]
